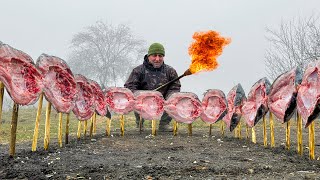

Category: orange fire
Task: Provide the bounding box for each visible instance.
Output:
[188,30,231,74]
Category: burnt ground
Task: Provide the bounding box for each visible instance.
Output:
[1,123,320,180]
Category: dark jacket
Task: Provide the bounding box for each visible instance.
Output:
[124,55,181,99]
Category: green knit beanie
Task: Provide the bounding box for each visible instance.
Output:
[148,43,165,56]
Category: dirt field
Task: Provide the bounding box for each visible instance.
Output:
[1,122,320,179]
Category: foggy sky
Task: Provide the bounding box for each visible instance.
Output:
[1,0,319,99]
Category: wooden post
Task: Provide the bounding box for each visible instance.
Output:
[0,82,4,137]
[263,115,267,147]
[269,112,275,148]
[297,113,303,155]
[246,124,249,139]
[309,121,315,160]
[89,115,94,138]
[151,120,157,136]
[43,102,51,150]
[58,112,63,147]
[120,115,124,136]
[252,127,256,144]
[31,93,43,152]
[234,124,238,138]
[220,121,225,136]
[188,124,192,136]
[173,121,178,136]
[77,121,81,140]
[285,120,291,150]
[83,120,88,138]
[209,124,212,136]
[238,121,242,139]
[93,112,97,134]
[106,117,111,136]
[286,120,291,150]
[65,113,70,144]
[9,103,19,157]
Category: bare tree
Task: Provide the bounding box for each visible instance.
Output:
[68,21,146,88]
[265,15,320,81]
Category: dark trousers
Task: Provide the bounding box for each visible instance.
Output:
[134,111,172,126]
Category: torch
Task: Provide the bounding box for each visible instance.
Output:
[154,69,192,91]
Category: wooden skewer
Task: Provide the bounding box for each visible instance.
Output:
[65,113,70,144]
[0,82,4,137]
[263,114,267,147]
[246,124,249,139]
[220,121,225,136]
[238,121,242,139]
[309,121,315,160]
[31,92,43,152]
[209,124,212,136]
[297,113,303,155]
[77,121,81,140]
[234,123,238,138]
[269,112,275,148]
[106,117,111,136]
[252,127,256,144]
[83,120,88,138]
[173,121,178,136]
[43,102,52,150]
[120,115,124,136]
[188,124,192,136]
[58,112,63,147]
[9,103,19,157]
[93,112,97,134]
[89,115,94,138]
[151,120,157,136]
[285,120,291,150]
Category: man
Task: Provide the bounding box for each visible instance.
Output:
[124,43,181,131]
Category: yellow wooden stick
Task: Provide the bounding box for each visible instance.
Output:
[65,113,70,144]
[77,121,81,140]
[0,82,4,137]
[44,102,51,150]
[173,121,178,136]
[188,124,192,136]
[269,112,275,147]
[209,124,212,136]
[31,93,43,152]
[286,120,291,150]
[106,117,111,136]
[120,115,124,136]
[246,124,249,139]
[309,121,315,160]
[297,113,303,155]
[139,115,143,134]
[263,115,267,147]
[151,120,157,136]
[238,121,242,139]
[9,103,19,157]
[220,121,225,136]
[252,127,256,144]
[234,123,238,138]
[93,112,97,134]
[89,115,94,138]
[83,120,88,138]
[58,112,63,147]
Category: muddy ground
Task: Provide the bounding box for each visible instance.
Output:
[1,123,320,180]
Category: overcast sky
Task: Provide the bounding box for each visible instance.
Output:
[1,0,319,99]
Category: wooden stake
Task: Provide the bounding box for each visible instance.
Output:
[83,120,88,138]
[139,115,142,134]
[0,82,4,137]
[93,112,97,134]
[151,120,157,136]
[9,103,19,157]
[263,115,267,147]
[309,121,315,160]
[58,112,63,147]
[120,115,124,136]
[43,102,51,150]
[286,120,291,150]
[297,113,303,155]
[106,117,111,136]
[246,124,249,139]
[238,121,242,139]
[234,123,238,138]
[77,121,81,140]
[173,121,178,136]
[220,121,225,136]
[188,124,192,136]
[252,127,256,144]
[65,113,70,144]
[89,115,94,138]
[269,112,275,148]
[209,124,212,136]
[31,93,43,152]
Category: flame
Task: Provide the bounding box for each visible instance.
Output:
[188,30,231,74]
